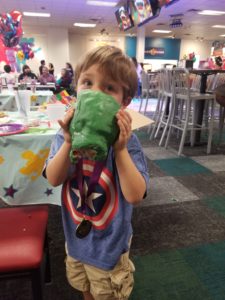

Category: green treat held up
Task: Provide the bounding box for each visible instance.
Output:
[69,89,120,163]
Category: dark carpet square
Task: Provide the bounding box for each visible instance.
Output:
[176,172,225,198]
[131,201,225,256]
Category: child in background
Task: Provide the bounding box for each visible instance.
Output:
[44,45,149,300]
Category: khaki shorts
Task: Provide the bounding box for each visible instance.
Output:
[65,250,135,300]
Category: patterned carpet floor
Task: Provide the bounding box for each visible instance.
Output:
[1,99,225,300]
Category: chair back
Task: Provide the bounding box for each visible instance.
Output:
[163,68,173,96]
[172,68,190,98]
[141,70,149,91]
[212,73,225,90]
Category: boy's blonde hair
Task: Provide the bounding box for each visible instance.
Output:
[75,46,138,103]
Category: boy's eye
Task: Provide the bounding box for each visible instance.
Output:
[83,79,92,87]
[106,85,115,92]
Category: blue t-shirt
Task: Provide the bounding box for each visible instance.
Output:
[45,130,149,270]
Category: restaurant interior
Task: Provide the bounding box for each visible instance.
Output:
[1,0,225,299]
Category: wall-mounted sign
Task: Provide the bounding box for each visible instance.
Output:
[145,47,165,56]
[211,40,225,56]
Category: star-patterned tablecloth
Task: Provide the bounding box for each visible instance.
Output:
[0,112,62,206]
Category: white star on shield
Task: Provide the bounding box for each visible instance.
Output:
[72,181,102,213]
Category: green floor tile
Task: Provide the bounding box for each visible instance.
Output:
[181,241,225,300]
[131,241,225,300]
[131,250,212,300]
[154,157,212,176]
[203,195,225,218]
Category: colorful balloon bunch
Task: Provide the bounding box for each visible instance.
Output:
[17,38,35,61]
[0,11,22,48]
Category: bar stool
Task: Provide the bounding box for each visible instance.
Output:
[150,68,173,141]
[161,68,216,156]
[0,204,51,300]
[139,71,158,115]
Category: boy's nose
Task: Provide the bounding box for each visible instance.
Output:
[92,83,102,92]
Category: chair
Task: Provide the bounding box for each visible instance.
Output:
[0,204,51,300]
[161,68,216,156]
[150,68,173,141]
[139,71,158,115]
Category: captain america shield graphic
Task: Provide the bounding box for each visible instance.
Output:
[63,160,118,230]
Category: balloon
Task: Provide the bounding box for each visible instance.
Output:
[17,50,24,61]
[0,11,22,48]
[28,50,34,59]
[25,52,29,59]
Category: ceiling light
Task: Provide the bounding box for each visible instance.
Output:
[220,34,225,37]
[153,30,171,33]
[86,1,117,7]
[212,25,225,28]
[198,10,225,16]
[23,12,51,17]
[74,23,96,28]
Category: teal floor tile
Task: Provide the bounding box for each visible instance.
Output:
[203,195,225,218]
[181,241,225,300]
[154,157,212,177]
[131,250,212,300]
[131,241,225,300]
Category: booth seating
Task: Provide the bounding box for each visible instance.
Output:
[0,205,51,300]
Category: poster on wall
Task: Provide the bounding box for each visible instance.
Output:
[211,40,225,56]
[145,47,165,56]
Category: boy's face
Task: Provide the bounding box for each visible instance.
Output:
[77,64,124,105]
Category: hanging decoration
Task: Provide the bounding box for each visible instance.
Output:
[0,10,22,48]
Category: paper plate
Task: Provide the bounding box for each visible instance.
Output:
[0,123,28,136]
[0,117,10,124]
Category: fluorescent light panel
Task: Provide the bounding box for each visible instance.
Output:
[220,34,225,37]
[153,30,171,33]
[198,10,225,16]
[212,25,225,28]
[23,12,51,17]
[74,23,96,28]
[86,1,117,7]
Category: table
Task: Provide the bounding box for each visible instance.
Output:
[0,111,61,206]
[0,89,53,111]
[190,69,225,143]
[0,90,16,111]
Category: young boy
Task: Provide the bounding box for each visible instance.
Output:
[44,46,149,300]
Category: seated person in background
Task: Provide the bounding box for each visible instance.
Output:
[66,62,74,78]
[0,64,16,84]
[55,68,72,93]
[39,60,46,75]
[48,63,54,75]
[18,65,38,82]
[39,66,56,85]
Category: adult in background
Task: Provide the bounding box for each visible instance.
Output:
[66,62,74,78]
[18,65,38,82]
[48,63,54,75]
[55,68,72,94]
[131,57,142,97]
[39,66,56,85]
[39,60,46,75]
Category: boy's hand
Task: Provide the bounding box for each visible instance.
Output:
[114,109,132,152]
[58,107,75,144]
